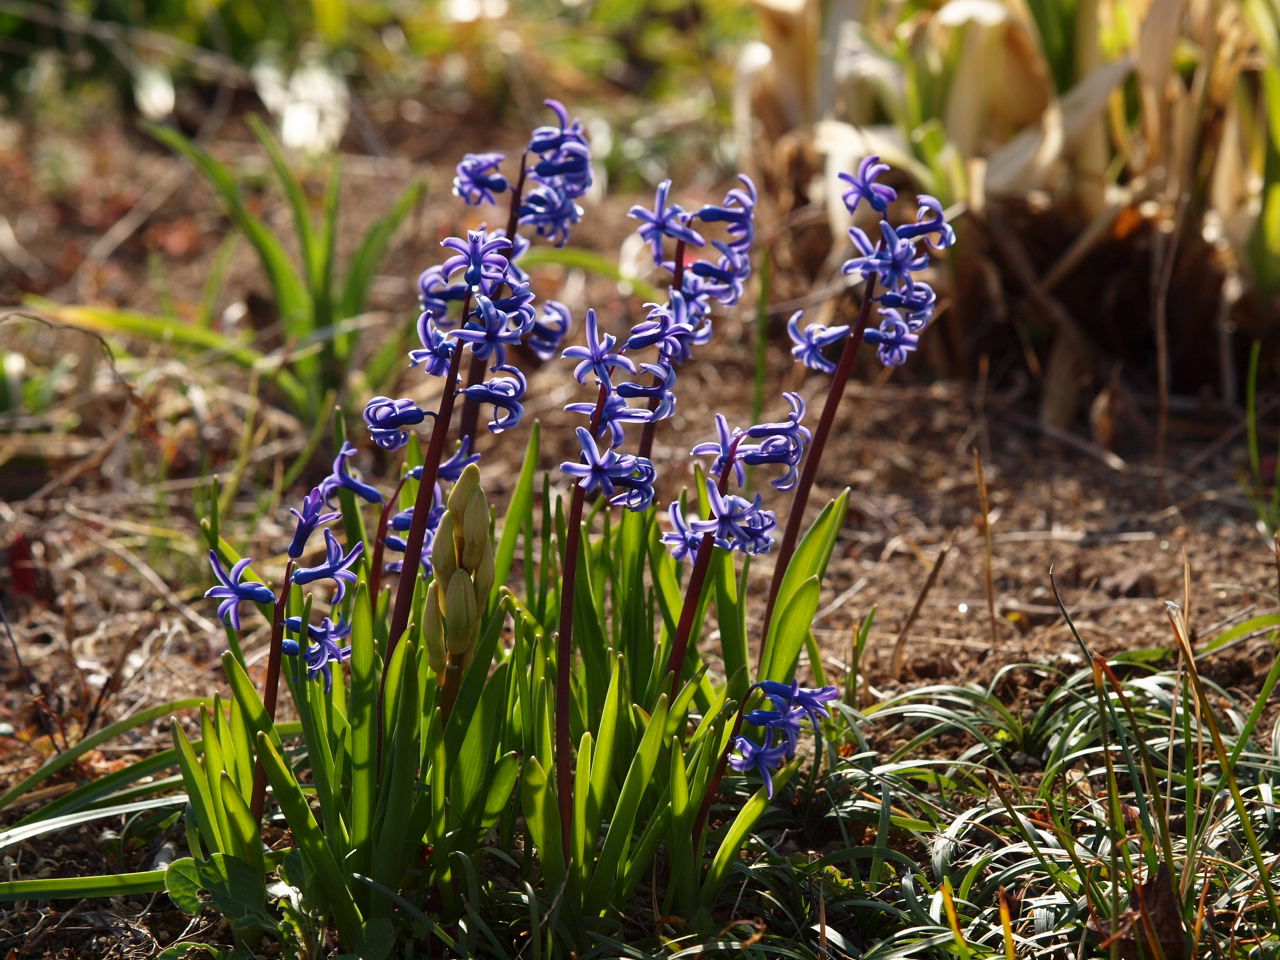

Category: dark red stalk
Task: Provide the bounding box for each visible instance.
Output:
[457,354,489,445]
[757,280,877,665]
[665,435,744,701]
[690,683,762,850]
[367,473,410,608]
[504,152,529,241]
[555,382,608,864]
[458,153,529,444]
[251,560,294,823]
[386,294,470,655]
[636,238,686,462]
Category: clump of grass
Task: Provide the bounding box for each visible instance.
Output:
[834,562,1280,959]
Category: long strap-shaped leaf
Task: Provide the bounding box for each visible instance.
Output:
[144,123,311,332]
[254,731,366,949]
[24,298,310,416]
[759,489,849,682]
[699,758,801,907]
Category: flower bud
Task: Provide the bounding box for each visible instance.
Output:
[461,487,489,571]
[448,463,481,517]
[423,582,445,675]
[472,535,495,602]
[431,511,458,586]
[443,568,478,655]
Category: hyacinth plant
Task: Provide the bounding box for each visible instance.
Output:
[0,98,954,954]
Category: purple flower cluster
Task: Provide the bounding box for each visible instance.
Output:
[560,426,657,511]
[690,393,810,493]
[528,301,573,362]
[730,681,841,797]
[627,175,758,363]
[554,299,680,510]
[519,99,592,246]
[281,615,352,693]
[624,292,711,368]
[459,363,526,434]
[661,393,811,560]
[629,180,706,266]
[663,479,775,557]
[293,529,364,603]
[561,309,674,451]
[207,472,366,632]
[790,156,954,370]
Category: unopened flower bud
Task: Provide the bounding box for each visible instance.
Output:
[473,535,495,602]
[444,568,478,655]
[448,464,481,517]
[423,582,445,675]
[461,487,489,570]
[432,511,458,586]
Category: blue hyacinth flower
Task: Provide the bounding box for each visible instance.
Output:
[628,179,706,267]
[205,552,275,630]
[286,487,341,560]
[453,152,508,206]
[293,529,364,604]
[320,442,382,505]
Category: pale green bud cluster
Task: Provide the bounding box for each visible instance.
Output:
[423,463,494,678]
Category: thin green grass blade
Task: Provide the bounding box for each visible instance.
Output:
[316,159,342,363]
[24,297,309,415]
[0,697,210,815]
[144,123,310,329]
[248,114,317,294]
[0,795,187,852]
[494,421,540,603]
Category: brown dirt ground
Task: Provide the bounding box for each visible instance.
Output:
[1,105,1278,958]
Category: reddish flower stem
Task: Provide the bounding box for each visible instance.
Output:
[386,293,471,655]
[690,683,762,850]
[664,435,744,701]
[367,472,410,607]
[555,382,608,865]
[504,152,529,240]
[757,280,877,666]
[250,560,294,823]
